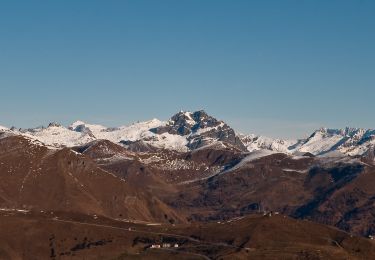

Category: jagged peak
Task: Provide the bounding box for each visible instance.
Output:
[48,122,63,128]
[312,127,370,138]
[169,110,220,125]
[170,111,194,123]
[158,110,225,137]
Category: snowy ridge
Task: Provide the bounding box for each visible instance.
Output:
[240,134,296,153]
[7,111,240,152]
[19,125,95,147]
[241,127,375,156]
[227,150,277,172]
[17,118,189,151]
[295,127,375,156]
[2,111,375,156]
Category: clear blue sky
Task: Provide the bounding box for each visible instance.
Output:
[1,0,374,138]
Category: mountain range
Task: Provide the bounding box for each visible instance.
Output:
[2,110,375,157]
[1,110,375,259]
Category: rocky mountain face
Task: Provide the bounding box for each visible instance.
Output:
[151,110,247,151]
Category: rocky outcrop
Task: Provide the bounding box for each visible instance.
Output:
[151,110,247,151]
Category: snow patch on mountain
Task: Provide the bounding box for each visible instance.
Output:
[223,150,278,174]
[297,130,343,155]
[0,125,9,131]
[240,134,295,153]
[19,125,95,147]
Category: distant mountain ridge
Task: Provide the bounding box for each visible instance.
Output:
[1,110,375,156]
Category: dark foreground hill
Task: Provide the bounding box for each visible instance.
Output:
[1,210,374,260]
[0,135,183,224]
[76,139,375,238]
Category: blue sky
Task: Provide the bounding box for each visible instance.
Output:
[0,0,374,138]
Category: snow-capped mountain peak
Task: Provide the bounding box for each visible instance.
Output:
[152,110,224,136]
[150,110,247,151]
[296,127,375,156]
